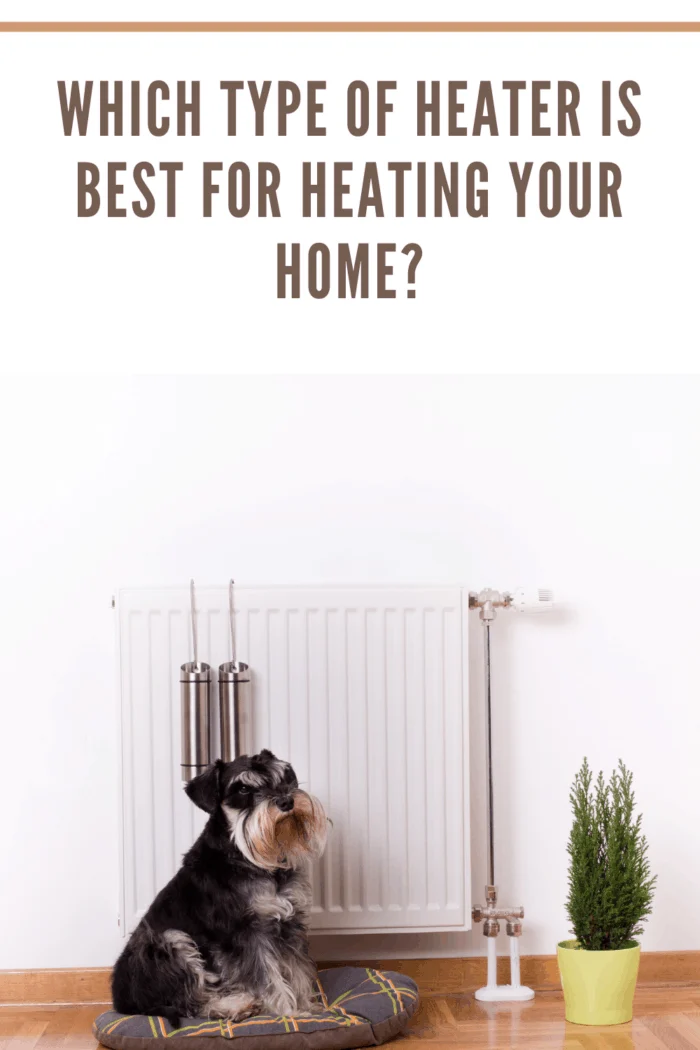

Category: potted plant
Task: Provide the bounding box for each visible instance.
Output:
[558,758,656,1026]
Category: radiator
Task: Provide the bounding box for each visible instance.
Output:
[116,585,470,937]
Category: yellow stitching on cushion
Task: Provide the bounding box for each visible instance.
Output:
[104,1016,134,1035]
[366,967,394,1004]
[168,1022,213,1036]
[316,980,330,1010]
[225,1015,346,1029]
[331,1007,364,1026]
[378,971,404,1011]
[293,1017,345,1027]
[366,970,398,1015]
[338,990,394,1004]
[224,1017,284,1029]
[331,989,355,1006]
[317,984,359,1024]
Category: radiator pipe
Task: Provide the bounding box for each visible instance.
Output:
[469,587,535,1002]
[484,617,496,889]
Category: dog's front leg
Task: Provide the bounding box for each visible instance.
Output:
[290,958,323,1014]
[263,950,323,1017]
[291,971,325,1016]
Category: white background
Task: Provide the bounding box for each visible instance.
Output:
[1,374,699,967]
[0,18,698,373]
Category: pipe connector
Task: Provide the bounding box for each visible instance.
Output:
[506,919,523,937]
[483,918,500,937]
[469,590,512,624]
[472,903,524,922]
[483,907,524,920]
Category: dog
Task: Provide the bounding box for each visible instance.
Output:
[111,750,328,1026]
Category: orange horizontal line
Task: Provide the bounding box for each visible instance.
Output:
[0,21,700,32]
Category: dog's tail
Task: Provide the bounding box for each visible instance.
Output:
[112,923,207,1028]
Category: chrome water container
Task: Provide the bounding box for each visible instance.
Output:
[219,660,250,761]
[180,579,212,781]
[180,660,212,781]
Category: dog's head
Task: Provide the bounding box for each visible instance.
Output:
[185,750,327,870]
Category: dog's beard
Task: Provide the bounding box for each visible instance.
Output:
[226,792,327,870]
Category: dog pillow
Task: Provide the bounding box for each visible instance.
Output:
[94,966,418,1050]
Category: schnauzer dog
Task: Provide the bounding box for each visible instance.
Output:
[111,750,328,1025]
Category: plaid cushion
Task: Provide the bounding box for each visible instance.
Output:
[94,967,418,1049]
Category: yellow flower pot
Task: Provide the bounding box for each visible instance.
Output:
[557,939,641,1025]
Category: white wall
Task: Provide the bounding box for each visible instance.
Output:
[1,374,698,969]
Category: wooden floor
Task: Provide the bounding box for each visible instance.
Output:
[5,987,700,1049]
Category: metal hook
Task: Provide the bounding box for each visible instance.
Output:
[228,578,236,665]
[190,578,198,667]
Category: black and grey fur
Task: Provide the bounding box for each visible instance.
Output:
[112,750,328,1025]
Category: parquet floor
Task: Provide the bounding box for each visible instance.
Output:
[4,987,700,1049]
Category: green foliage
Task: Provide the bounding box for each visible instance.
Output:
[566,758,656,951]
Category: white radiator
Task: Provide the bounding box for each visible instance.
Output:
[116,585,470,937]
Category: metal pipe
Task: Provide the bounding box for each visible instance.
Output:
[190,579,199,665]
[486,936,498,990]
[509,930,521,988]
[470,587,541,1004]
[484,620,496,888]
[228,578,237,665]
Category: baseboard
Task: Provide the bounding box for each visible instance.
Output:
[363,951,700,995]
[2,952,700,1005]
[0,967,113,1006]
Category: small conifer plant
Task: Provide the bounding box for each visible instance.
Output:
[566,758,656,951]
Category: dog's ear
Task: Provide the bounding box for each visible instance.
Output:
[258,749,276,761]
[185,761,223,813]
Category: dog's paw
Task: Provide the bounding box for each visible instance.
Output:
[293,1001,326,1017]
[207,992,260,1021]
